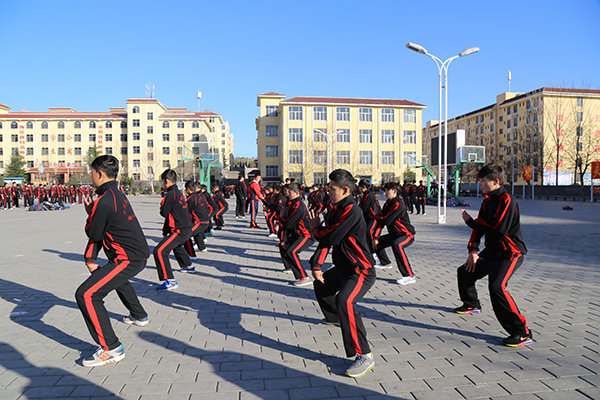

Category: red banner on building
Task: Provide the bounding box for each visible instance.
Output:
[523,166,533,180]
[592,161,600,180]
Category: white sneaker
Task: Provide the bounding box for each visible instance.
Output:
[374,264,392,269]
[268,233,277,238]
[199,248,208,253]
[396,276,416,285]
[82,345,125,367]
[293,276,313,287]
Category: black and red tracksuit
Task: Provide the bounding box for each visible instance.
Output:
[75,180,149,351]
[202,190,217,232]
[310,194,376,358]
[235,180,247,217]
[248,179,265,227]
[359,190,380,251]
[416,184,426,214]
[212,190,228,227]
[459,186,529,337]
[153,185,192,280]
[279,196,314,280]
[263,192,277,234]
[185,191,209,257]
[374,196,416,277]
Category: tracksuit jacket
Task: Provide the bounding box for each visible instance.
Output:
[466,186,527,260]
[280,197,312,239]
[311,195,375,275]
[374,196,415,238]
[160,185,192,235]
[84,180,149,263]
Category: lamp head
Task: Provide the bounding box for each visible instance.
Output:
[406,42,427,55]
[459,47,479,57]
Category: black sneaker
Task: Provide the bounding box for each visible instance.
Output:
[503,331,533,347]
[321,318,341,327]
[454,303,482,314]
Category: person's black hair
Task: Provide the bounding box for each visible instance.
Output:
[287,182,302,194]
[238,175,244,180]
[329,169,356,190]
[200,184,207,190]
[478,164,505,185]
[91,155,119,179]
[185,180,195,190]
[384,181,399,191]
[274,184,281,191]
[211,183,220,190]
[358,178,370,188]
[160,169,177,183]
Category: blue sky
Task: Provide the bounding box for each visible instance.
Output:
[1,0,599,157]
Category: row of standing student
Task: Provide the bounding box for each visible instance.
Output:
[1,183,94,209]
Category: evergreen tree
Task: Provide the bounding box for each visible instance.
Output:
[6,154,27,178]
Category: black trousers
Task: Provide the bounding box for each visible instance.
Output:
[235,196,245,216]
[75,259,147,351]
[279,236,314,280]
[185,221,208,257]
[364,219,377,253]
[376,234,414,277]
[457,255,529,336]
[313,267,376,357]
[417,197,425,214]
[214,204,228,227]
[153,228,192,280]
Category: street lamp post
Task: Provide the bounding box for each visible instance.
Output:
[501,143,516,195]
[314,129,343,180]
[406,42,479,224]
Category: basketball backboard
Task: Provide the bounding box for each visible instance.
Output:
[458,145,485,164]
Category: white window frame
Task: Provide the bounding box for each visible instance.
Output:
[336,107,350,121]
[265,125,279,137]
[381,108,394,122]
[381,130,394,144]
[289,150,303,164]
[265,145,279,158]
[289,106,303,120]
[359,151,372,165]
[313,106,327,121]
[403,130,416,144]
[289,128,303,142]
[359,129,372,143]
[336,129,350,143]
[403,109,416,123]
[381,151,394,165]
[359,108,372,122]
[265,165,279,177]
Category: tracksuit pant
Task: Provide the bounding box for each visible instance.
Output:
[235,196,245,216]
[214,204,228,227]
[279,235,314,280]
[417,197,425,214]
[365,219,377,253]
[377,234,414,277]
[153,228,192,280]
[250,199,260,227]
[185,222,208,257]
[265,210,277,234]
[75,259,147,351]
[314,267,376,357]
[457,255,529,337]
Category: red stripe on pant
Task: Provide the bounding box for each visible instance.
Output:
[250,201,256,226]
[157,231,180,279]
[291,237,309,279]
[346,273,367,355]
[501,254,528,331]
[397,235,414,276]
[84,259,130,350]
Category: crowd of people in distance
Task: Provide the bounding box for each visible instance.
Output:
[1,182,95,209]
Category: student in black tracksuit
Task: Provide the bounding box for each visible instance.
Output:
[75,155,149,367]
[279,183,315,285]
[373,182,416,285]
[212,184,228,229]
[358,179,379,254]
[235,176,247,218]
[416,181,426,215]
[153,169,193,290]
[456,164,532,347]
[184,181,209,263]
[308,169,376,378]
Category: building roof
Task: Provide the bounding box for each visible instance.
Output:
[0,111,127,119]
[281,96,425,108]
[258,92,286,97]
[0,103,11,111]
[499,87,600,106]
[427,104,495,129]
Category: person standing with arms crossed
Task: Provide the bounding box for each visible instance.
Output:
[75,155,149,367]
[456,164,532,347]
[248,173,265,229]
[234,175,247,218]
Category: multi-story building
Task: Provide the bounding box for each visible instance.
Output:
[0,98,234,184]
[423,87,600,187]
[256,92,426,185]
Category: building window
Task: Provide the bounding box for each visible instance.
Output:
[403,109,416,123]
[381,172,395,183]
[513,105,518,113]
[121,133,128,141]
[359,108,372,122]
[133,146,140,154]
[147,139,154,147]
[89,134,96,142]
[133,132,140,141]
[27,148,34,156]
[177,121,185,129]
[513,118,518,127]
[289,106,303,120]
[507,120,511,129]
[41,134,48,142]
[147,152,154,161]
[41,148,49,155]
[58,148,65,156]
[476,116,479,124]
[337,150,350,164]
[314,172,327,185]
[265,165,279,177]
[404,131,417,144]
[58,134,65,142]
[26,121,33,129]
[314,150,326,164]
[74,147,82,155]
[120,121,127,128]
[121,147,127,155]
[163,134,170,141]
[577,112,583,122]
[11,148,19,156]
[404,151,417,166]
[359,151,372,164]
[147,112,153,120]
[89,121,96,129]
[381,151,394,165]
[132,160,141,168]
[289,128,303,142]
[26,161,34,168]
[265,125,279,137]
[162,121,169,129]
[289,150,303,164]
[381,108,394,122]
[191,134,200,141]
[132,106,140,113]
[577,142,583,152]
[74,121,81,129]
[163,147,170,155]
[576,97,583,107]
[381,130,394,144]
[336,107,350,121]
[337,129,350,143]
[313,106,327,121]
[105,147,113,155]
[177,134,185,141]
[41,121,48,129]
[526,100,531,110]
[26,134,34,142]
[105,121,112,128]
[131,119,139,127]
[0,162,3,168]
[265,145,279,158]
[10,121,18,129]
[162,160,170,168]
[359,129,372,143]
[266,105,278,117]
[313,129,326,142]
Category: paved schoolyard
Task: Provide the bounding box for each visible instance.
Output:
[0,194,598,400]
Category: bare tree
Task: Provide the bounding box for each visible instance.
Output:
[541,92,576,186]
